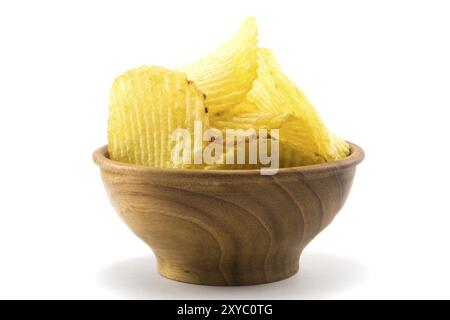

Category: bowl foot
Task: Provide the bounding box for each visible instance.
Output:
[156,258,300,286]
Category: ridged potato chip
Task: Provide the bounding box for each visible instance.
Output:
[214,112,327,166]
[178,17,258,117]
[204,136,322,170]
[108,66,209,168]
[213,48,349,165]
[328,131,350,160]
[204,139,262,171]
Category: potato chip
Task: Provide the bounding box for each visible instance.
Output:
[108,66,209,168]
[214,112,327,167]
[213,48,349,165]
[178,17,258,117]
[204,141,262,170]
[328,131,350,160]
[204,141,324,170]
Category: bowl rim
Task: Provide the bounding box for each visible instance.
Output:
[93,141,364,176]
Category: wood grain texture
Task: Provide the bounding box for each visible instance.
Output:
[93,142,364,286]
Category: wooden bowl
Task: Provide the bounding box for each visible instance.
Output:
[93,142,364,286]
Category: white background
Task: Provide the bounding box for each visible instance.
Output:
[0,0,449,300]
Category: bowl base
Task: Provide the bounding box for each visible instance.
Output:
[157,259,300,286]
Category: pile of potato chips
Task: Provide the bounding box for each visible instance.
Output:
[107,17,349,169]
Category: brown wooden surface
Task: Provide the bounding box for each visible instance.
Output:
[93,142,364,286]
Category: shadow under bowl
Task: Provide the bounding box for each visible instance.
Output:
[93,142,364,286]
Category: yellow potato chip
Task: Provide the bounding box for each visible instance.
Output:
[204,140,325,170]
[214,113,327,167]
[178,17,258,117]
[108,66,209,168]
[328,131,350,160]
[204,142,262,170]
[203,128,324,170]
[213,48,349,164]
